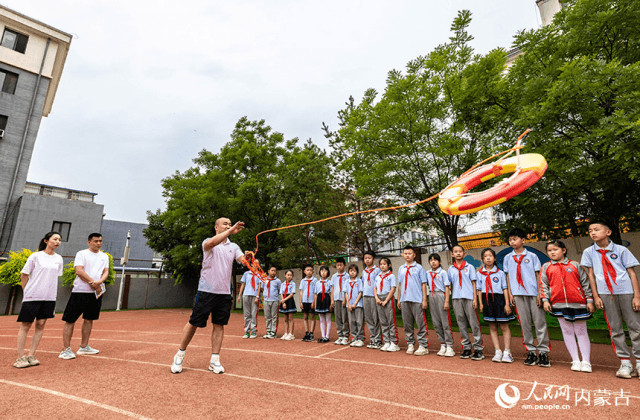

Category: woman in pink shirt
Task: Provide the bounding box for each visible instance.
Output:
[14,232,63,368]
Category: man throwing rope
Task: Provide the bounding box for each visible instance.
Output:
[171,218,250,374]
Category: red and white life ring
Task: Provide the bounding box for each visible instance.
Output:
[438,153,547,216]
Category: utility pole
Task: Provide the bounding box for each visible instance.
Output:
[116,230,131,311]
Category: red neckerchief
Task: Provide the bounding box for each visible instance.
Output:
[597,249,618,295]
[513,254,528,293]
[429,271,438,293]
[349,280,357,301]
[364,267,376,286]
[266,277,274,298]
[479,266,496,302]
[403,264,414,297]
[320,279,327,299]
[284,280,291,298]
[338,273,344,294]
[306,278,313,299]
[379,271,392,293]
[452,261,466,288]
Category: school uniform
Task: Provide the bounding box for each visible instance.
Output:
[446,262,483,351]
[300,276,318,314]
[503,248,549,353]
[362,266,382,344]
[345,278,364,341]
[375,271,399,344]
[240,271,261,334]
[398,262,429,348]
[262,277,282,334]
[477,266,515,323]
[540,258,592,322]
[280,280,297,313]
[332,271,349,339]
[314,279,332,313]
[427,268,454,346]
[581,242,640,359]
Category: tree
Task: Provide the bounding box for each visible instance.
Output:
[0,249,32,315]
[325,11,510,250]
[497,0,640,242]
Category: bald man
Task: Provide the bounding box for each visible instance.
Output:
[171,218,250,374]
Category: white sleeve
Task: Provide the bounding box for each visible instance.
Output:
[57,255,64,276]
[580,248,593,267]
[20,254,37,275]
[234,245,244,264]
[74,251,85,268]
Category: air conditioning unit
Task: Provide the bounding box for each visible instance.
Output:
[0,129,4,139]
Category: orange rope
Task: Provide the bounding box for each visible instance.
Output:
[244,130,531,276]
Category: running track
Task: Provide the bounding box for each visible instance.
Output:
[0,309,636,419]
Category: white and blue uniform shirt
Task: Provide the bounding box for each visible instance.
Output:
[427,267,446,293]
[503,249,541,297]
[314,279,333,298]
[397,262,427,303]
[240,271,261,296]
[580,242,640,295]
[299,276,318,303]
[476,266,507,294]
[261,277,282,302]
[375,271,397,296]
[446,262,478,300]
[345,278,364,308]
[362,266,382,297]
[280,280,296,298]
[331,272,347,301]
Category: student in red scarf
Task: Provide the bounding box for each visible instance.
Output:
[279,270,297,341]
[237,259,262,339]
[312,266,333,343]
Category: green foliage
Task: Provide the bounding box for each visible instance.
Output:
[61,252,116,287]
[0,249,33,286]
[497,0,640,241]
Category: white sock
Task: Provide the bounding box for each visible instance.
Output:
[210,354,219,364]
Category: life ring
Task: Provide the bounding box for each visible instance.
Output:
[438,153,547,216]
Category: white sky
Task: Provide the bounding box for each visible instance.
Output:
[15,0,541,223]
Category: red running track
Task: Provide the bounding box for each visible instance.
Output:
[0,309,637,419]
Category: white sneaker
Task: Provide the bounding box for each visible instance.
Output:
[58,347,76,360]
[571,360,581,371]
[581,361,592,373]
[501,351,513,363]
[285,334,295,341]
[414,345,429,356]
[171,352,184,374]
[353,340,365,347]
[334,338,342,345]
[77,345,99,355]
[437,345,447,356]
[242,332,250,339]
[616,361,635,379]
[209,360,224,374]
[444,346,455,357]
[366,342,375,349]
[340,337,350,345]
[263,333,272,339]
[406,343,415,355]
[387,343,401,352]
[380,343,391,352]
[280,333,289,340]
[492,350,503,363]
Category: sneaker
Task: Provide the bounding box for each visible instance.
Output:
[580,361,592,373]
[287,334,296,341]
[280,333,289,340]
[353,340,365,347]
[616,361,635,379]
[334,338,343,345]
[367,342,375,349]
[268,332,277,339]
[263,333,272,339]
[380,343,390,352]
[538,352,550,367]
[406,344,415,355]
[414,345,429,356]
[340,337,350,345]
[571,360,581,372]
[27,355,40,366]
[58,347,76,360]
[302,332,310,342]
[13,355,30,368]
[387,343,401,352]
[309,333,315,341]
[77,345,100,355]
[444,346,456,357]
[349,339,357,347]
[171,352,184,374]
[501,351,513,363]
[249,332,257,339]
[209,360,224,374]
[460,349,472,359]
[242,332,250,339]
[471,350,485,361]
[437,345,447,356]
[524,351,538,366]
[374,342,383,349]
[492,350,503,363]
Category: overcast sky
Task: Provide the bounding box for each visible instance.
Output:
[15,0,541,224]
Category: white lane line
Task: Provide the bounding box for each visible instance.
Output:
[0,348,479,420]
[0,379,152,419]
[314,346,350,358]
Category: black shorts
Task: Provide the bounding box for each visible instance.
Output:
[17,301,56,323]
[189,291,232,328]
[302,302,315,314]
[62,293,103,323]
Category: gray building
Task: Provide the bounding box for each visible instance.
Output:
[101,219,159,268]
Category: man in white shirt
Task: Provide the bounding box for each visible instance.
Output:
[59,233,110,360]
[171,218,250,374]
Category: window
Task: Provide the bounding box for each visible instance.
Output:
[67,191,79,200]
[0,70,18,94]
[39,186,53,196]
[1,28,28,54]
[0,115,7,130]
[52,221,71,242]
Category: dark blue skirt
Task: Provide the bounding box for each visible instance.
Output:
[550,306,592,322]
[481,293,516,323]
[280,298,297,313]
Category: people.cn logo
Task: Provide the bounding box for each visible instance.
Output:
[495,383,520,408]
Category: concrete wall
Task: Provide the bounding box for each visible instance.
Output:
[9,192,104,260]
[100,219,155,268]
